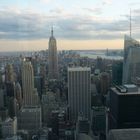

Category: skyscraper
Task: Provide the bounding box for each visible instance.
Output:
[1,117,17,138]
[0,89,4,108]
[5,64,15,83]
[108,85,140,130]
[48,27,58,80]
[18,107,42,132]
[108,129,140,140]
[5,64,15,97]
[21,59,39,106]
[68,67,91,122]
[112,61,123,85]
[122,35,140,84]
[100,72,110,95]
[15,82,22,108]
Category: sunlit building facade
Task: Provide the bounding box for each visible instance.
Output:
[122,35,140,84]
[48,28,58,80]
[21,59,39,107]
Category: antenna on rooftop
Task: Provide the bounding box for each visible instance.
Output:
[130,9,132,37]
[51,25,53,37]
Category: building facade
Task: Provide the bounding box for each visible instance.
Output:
[112,61,123,85]
[100,72,110,95]
[48,28,58,80]
[1,117,17,138]
[123,35,140,84]
[108,85,140,130]
[68,67,91,122]
[18,107,42,132]
[21,59,39,107]
[108,129,140,140]
[5,64,15,83]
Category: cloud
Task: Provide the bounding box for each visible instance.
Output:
[39,0,51,4]
[128,2,140,6]
[0,7,140,40]
[102,0,112,5]
[82,8,102,15]
[49,8,64,14]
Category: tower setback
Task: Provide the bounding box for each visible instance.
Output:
[48,27,58,80]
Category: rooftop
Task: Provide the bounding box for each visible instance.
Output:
[124,84,137,88]
[21,106,41,112]
[4,117,13,123]
[68,67,91,71]
[77,134,93,140]
[108,129,140,140]
[111,87,140,95]
[125,35,140,46]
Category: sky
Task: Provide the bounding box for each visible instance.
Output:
[0,0,140,51]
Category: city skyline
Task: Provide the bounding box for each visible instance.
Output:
[0,26,140,139]
[0,0,140,51]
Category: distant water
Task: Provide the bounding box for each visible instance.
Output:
[0,51,34,57]
[0,50,123,60]
[79,51,123,60]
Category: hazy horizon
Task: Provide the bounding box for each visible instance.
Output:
[0,0,140,51]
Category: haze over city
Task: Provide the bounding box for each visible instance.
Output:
[0,0,140,51]
[1,1,140,140]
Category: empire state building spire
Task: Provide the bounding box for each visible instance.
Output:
[48,27,58,80]
[51,26,53,37]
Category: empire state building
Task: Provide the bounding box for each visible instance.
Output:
[48,28,58,79]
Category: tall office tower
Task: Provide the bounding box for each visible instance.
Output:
[1,117,17,138]
[7,97,17,118]
[21,59,39,106]
[42,92,59,126]
[18,107,42,132]
[91,107,106,136]
[68,67,91,122]
[108,129,140,140]
[18,59,41,133]
[100,72,110,95]
[0,89,4,108]
[122,35,140,84]
[112,61,123,85]
[6,82,15,97]
[34,76,42,99]
[31,55,39,76]
[40,63,47,89]
[5,64,15,97]
[48,28,58,80]
[108,85,140,131]
[5,64,15,83]
[96,57,104,72]
[15,82,22,109]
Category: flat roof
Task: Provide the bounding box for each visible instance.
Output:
[4,117,13,123]
[68,67,91,71]
[21,106,41,112]
[111,87,140,95]
[124,84,137,88]
[77,134,93,140]
[109,129,140,140]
